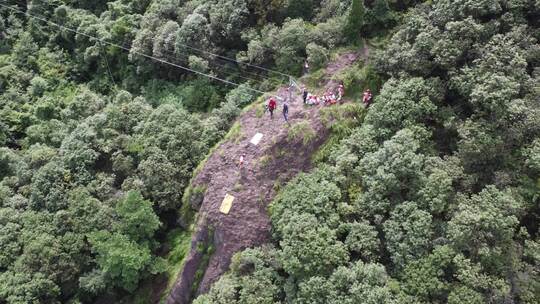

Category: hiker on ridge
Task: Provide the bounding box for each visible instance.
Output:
[302,86,308,104]
[337,82,345,102]
[268,97,277,119]
[238,153,245,169]
[363,89,372,107]
[283,100,289,123]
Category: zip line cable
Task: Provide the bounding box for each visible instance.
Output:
[14,0,294,81]
[39,4,274,88]
[11,1,267,87]
[24,0,271,83]
[98,39,117,88]
[174,42,293,79]
[15,1,292,88]
[157,44,293,96]
[152,47,270,85]
[0,2,267,94]
[157,47,274,84]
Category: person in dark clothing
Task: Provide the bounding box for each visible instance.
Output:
[283,101,289,123]
[302,86,308,104]
[268,98,277,119]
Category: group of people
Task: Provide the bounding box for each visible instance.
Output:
[239,61,375,173]
[266,83,374,122]
[302,82,346,106]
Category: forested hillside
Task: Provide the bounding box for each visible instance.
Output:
[196,1,540,304]
[1,0,539,304]
[0,0,412,303]
[0,0,418,304]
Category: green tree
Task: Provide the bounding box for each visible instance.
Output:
[153,21,180,58]
[194,246,285,304]
[447,186,523,270]
[296,261,396,304]
[12,32,38,68]
[115,191,161,243]
[224,84,257,108]
[208,0,250,45]
[270,167,343,230]
[176,12,211,54]
[363,0,395,36]
[287,0,315,20]
[526,139,540,172]
[306,43,329,70]
[342,221,380,261]
[279,213,349,279]
[383,201,433,267]
[447,286,484,304]
[88,231,161,292]
[356,128,429,222]
[344,0,365,43]
[0,270,60,304]
[401,245,455,301]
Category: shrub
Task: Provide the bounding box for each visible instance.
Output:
[306,43,329,71]
[344,0,366,44]
[288,121,316,145]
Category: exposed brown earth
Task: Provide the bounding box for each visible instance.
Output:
[166,51,362,304]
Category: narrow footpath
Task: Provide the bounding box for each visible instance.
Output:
[167,52,362,304]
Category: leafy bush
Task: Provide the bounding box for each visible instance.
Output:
[287,120,316,145]
[344,0,366,43]
[306,43,329,71]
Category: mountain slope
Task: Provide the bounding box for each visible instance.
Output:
[166,51,363,304]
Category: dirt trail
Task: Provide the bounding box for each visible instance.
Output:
[166,52,362,304]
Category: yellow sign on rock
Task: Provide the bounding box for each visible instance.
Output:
[220,194,235,214]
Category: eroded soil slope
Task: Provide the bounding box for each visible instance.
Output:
[167,52,361,304]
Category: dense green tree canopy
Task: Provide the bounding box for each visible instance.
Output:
[198,0,540,303]
[0,0,384,302]
[2,0,539,303]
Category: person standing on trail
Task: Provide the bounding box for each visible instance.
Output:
[268,97,277,119]
[337,82,345,102]
[238,153,247,177]
[283,101,289,123]
[302,86,308,104]
[363,89,373,107]
[238,153,245,169]
[304,60,310,74]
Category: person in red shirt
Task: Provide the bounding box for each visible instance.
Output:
[323,90,336,105]
[306,94,319,105]
[268,98,277,119]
